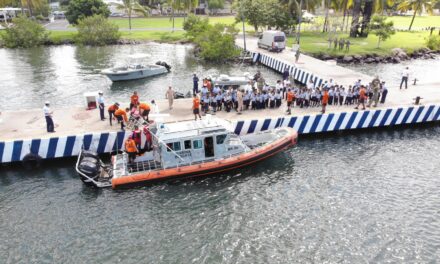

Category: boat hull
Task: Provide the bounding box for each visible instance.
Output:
[111,128,298,189]
[102,66,168,82]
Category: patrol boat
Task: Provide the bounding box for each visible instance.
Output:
[76,118,297,189]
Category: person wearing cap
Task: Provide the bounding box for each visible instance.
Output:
[97,91,105,121]
[124,135,138,164]
[107,103,119,126]
[43,101,55,133]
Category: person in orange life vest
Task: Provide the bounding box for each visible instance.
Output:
[143,125,153,151]
[107,102,119,126]
[321,89,329,114]
[132,125,142,150]
[125,135,138,164]
[355,85,367,110]
[286,89,295,115]
[130,91,139,109]
[114,107,129,130]
[192,94,202,120]
[138,102,151,122]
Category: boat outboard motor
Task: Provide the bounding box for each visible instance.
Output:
[174,91,185,99]
[78,151,101,182]
[156,61,172,72]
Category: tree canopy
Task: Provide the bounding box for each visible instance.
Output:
[66,0,110,25]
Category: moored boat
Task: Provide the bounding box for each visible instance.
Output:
[101,53,171,82]
[76,118,297,189]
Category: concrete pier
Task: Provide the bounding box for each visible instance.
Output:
[1,39,439,164]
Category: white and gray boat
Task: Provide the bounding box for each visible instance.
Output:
[101,53,171,82]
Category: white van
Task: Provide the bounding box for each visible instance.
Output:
[257,31,286,52]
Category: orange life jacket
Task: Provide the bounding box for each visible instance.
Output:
[108,104,118,111]
[193,98,200,109]
[114,109,128,122]
[125,139,137,152]
[139,103,150,111]
[287,92,294,102]
[131,95,139,105]
[322,91,329,104]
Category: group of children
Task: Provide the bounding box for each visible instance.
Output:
[193,74,388,116]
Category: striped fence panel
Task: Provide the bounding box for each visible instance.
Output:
[0,131,131,163]
[257,54,324,86]
[232,105,440,136]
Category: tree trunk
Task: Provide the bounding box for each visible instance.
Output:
[26,0,33,16]
[172,8,175,32]
[350,0,361,37]
[377,38,381,48]
[360,0,373,37]
[129,9,132,30]
[408,3,419,31]
[341,0,348,32]
[322,0,330,32]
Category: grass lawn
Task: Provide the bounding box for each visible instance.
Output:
[386,15,440,29]
[47,30,187,43]
[288,31,433,56]
[109,15,244,29]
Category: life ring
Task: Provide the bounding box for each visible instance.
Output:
[22,153,42,170]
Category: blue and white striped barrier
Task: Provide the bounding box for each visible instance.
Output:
[0,131,130,163]
[242,49,325,86]
[1,105,439,163]
[233,105,440,136]
[258,53,324,86]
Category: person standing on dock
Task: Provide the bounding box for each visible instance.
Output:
[107,103,119,126]
[237,89,244,114]
[368,77,381,107]
[193,74,199,95]
[295,49,300,63]
[283,68,289,81]
[130,91,139,109]
[321,89,329,114]
[400,67,410,89]
[355,85,367,110]
[380,82,388,104]
[286,89,294,115]
[165,86,175,110]
[97,91,105,121]
[192,94,202,120]
[114,107,129,130]
[43,101,55,133]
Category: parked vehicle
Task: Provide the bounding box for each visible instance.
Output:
[257,31,286,52]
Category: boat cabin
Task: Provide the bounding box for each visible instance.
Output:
[155,119,248,168]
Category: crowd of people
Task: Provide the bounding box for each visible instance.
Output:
[190,70,389,119]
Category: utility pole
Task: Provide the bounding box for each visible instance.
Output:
[240,1,247,52]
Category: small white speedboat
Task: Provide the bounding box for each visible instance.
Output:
[211,73,253,87]
[101,53,171,82]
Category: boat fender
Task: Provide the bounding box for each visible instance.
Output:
[81,150,99,159]
[22,153,42,170]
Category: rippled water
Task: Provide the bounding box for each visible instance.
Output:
[1,126,440,263]
[0,44,279,110]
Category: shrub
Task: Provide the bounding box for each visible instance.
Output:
[66,0,110,25]
[426,35,440,50]
[183,14,210,41]
[75,15,120,46]
[0,16,48,48]
[195,23,240,62]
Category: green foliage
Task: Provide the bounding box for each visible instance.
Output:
[195,23,240,61]
[66,0,110,25]
[75,15,121,46]
[207,0,225,12]
[425,35,440,50]
[183,14,210,40]
[370,15,395,47]
[1,16,48,48]
[234,0,297,32]
[116,0,150,30]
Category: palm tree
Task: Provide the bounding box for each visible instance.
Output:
[397,0,433,30]
[20,0,45,16]
[117,0,150,31]
[350,0,362,37]
[182,0,198,15]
